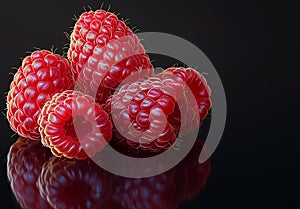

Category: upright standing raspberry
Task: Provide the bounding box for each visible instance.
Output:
[68,9,153,104]
[38,90,113,159]
[7,137,52,209]
[6,50,73,140]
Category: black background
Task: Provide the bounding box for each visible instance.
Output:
[0,0,299,208]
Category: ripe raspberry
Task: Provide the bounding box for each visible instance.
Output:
[105,76,186,152]
[38,90,113,159]
[68,9,153,104]
[163,67,212,129]
[112,169,179,209]
[6,50,72,140]
[7,137,52,209]
[38,157,113,209]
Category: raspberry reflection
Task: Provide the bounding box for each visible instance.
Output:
[38,157,113,209]
[7,137,210,209]
[7,137,52,209]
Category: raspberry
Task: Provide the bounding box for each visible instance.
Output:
[113,169,179,209]
[105,76,186,152]
[163,67,212,128]
[38,157,113,209]
[38,90,113,159]
[6,50,72,140]
[7,137,52,209]
[68,9,153,104]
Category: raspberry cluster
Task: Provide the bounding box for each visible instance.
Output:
[6,8,211,160]
[5,6,215,209]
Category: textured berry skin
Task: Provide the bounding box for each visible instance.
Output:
[106,67,212,152]
[38,157,113,209]
[7,137,52,209]
[68,9,153,104]
[7,50,72,140]
[163,67,212,130]
[38,90,113,159]
[105,76,185,152]
[113,169,179,209]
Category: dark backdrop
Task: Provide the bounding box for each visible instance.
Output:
[0,0,298,209]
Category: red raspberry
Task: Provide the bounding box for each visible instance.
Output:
[112,169,179,209]
[38,157,113,209]
[6,50,72,140]
[105,76,186,152]
[7,137,52,209]
[38,90,113,159]
[68,9,153,104]
[163,67,212,129]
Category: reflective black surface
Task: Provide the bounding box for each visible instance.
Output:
[7,137,210,209]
